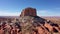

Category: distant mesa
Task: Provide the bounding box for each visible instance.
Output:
[20,7,37,17]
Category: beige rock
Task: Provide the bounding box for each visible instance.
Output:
[44,23,53,31]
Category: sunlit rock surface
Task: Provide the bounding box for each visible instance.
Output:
[20,7,37,17]
[0,7,60,34]
[19,7,60,34]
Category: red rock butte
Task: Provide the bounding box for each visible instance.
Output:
[20,7,37,17]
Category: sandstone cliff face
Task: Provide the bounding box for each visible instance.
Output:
[20,7,37,17]
[19,7,60,34]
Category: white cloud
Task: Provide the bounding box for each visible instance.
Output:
[0,11,20,16]
[37,10,60,16]
[37,10,48,16]
[38,10,47,13]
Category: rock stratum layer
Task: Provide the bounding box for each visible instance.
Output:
[19,7,60,34]
[20,7,37,17]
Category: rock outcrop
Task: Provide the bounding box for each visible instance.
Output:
[0,7,60,34]
[19,7,60,34]
[20,7,37,17]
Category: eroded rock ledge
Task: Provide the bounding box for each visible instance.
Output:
[19,7,60,34]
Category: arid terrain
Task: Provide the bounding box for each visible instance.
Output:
[0,7,60,34]
[43,16,60,24]
[0,16,60,34]
[0,16,60,24]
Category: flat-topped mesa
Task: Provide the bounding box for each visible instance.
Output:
[20,7,37,17]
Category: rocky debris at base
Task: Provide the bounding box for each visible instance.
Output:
[19,16,60,34]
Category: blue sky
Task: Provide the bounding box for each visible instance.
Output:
[0,0,60,16]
